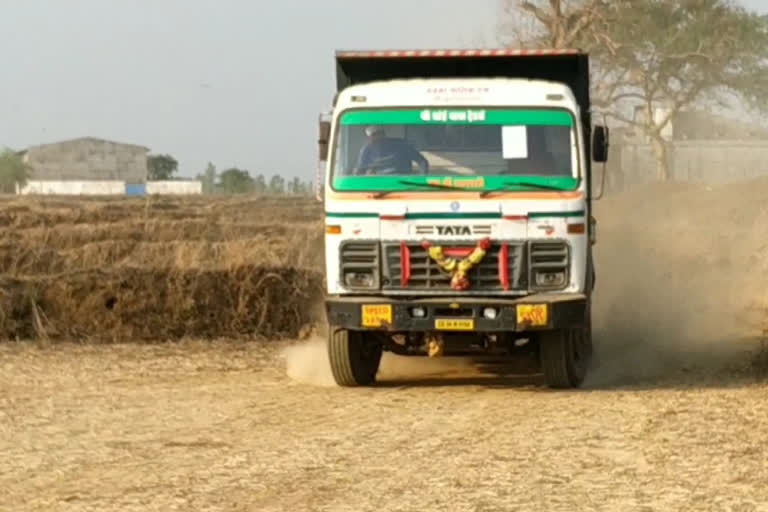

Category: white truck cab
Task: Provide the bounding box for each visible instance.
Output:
[318,49,609,389]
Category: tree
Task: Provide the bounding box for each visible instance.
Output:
[253,173,267,193]
[294,179,313,196]
[147,154,178,180]
[287,177,302,195]
[505,0,768,181]
[201,162,217,194]
[502,0,610,49]
[268,174,285,195]
[218,167,254,194]
[0,149,29,194]
[501,0,623,112]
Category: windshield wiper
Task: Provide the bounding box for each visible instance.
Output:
[479,179,566,197]
[370,178,565,198]
[372,179,481,198]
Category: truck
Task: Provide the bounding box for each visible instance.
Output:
[317,48,609,389]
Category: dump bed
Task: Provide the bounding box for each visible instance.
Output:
[334,48,594,175]
[335,49,591,115]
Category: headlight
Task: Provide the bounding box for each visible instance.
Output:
[534,271,567,288]
[344,272,375,288]
[482,307,498,320]
[340,241,380,289]
[529,241,569,291]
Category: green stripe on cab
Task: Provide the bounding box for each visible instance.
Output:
[325,210,585,220]
[325,212,379,218]
[528,210,585,218]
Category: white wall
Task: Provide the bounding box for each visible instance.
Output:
[17,180,126,195]
[146,180,202,195]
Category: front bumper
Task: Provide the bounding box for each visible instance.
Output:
[325,293,587,333]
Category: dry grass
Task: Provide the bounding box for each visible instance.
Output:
[0,195,325,342]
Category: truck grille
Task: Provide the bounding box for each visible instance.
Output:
[529,241,569,290]
[339,241,380,289]
[382,241,526,291]
[530,241,568,270]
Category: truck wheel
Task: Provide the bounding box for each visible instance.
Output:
[583,299,594,359]
[328,327,382,386]
[539,328,589,389]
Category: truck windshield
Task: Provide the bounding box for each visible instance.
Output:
[330,108,579,193]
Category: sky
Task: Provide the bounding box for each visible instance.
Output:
[1,0,765,181]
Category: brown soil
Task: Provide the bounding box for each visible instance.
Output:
[1,340,767,511]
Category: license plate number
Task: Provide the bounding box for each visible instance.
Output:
[361,304,392,327]
[516,304,548,327]
[434,318,475,331]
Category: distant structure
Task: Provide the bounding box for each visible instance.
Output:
[621,107,768,142]
[19,137,149,182]
[606,108,768,192]
[15,136,202,196]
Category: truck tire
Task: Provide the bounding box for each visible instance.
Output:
[583,299,594,359]
[539,328,589,389]
[328,327,382,386]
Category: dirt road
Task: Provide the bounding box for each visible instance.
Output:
[2,339,768,512]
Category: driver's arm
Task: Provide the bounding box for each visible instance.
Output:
[354,145,371,175]
[409,145,429,174]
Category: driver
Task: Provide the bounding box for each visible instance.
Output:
[354,125,429,175]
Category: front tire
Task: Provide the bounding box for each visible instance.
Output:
[539,328,590,389]
[328,327,382,386]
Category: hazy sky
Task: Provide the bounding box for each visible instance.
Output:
[1,0,765,180]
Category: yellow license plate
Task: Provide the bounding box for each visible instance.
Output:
[516,304,548,327]
[434,318,475,331]
[361,304,392,327]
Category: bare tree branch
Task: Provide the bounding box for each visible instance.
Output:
[503,0,768,181]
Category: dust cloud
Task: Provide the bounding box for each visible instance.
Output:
[281,337,337,387]
[281,335,476,386]
[285,181,768,388]
[587,181,768,386]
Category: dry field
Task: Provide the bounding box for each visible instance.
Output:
[0,195,325,342]
[2,184,768,511]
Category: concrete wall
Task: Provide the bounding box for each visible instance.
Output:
[18,180,126,195]
[23,138,148,182]
[146,180,202,195]
[15,179,203,196]
[604,139,768,192]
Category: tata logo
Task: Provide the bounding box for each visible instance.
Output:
[436,225,472,236]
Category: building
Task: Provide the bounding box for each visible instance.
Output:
[622,107,768,142]
[14,136,204,196]
[19,137,149,182]
[605,107,768,192]
[669,110,768,140]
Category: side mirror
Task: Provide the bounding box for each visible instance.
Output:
[592,125,609,163]
[318,120,331,162]
[316,118,331,202]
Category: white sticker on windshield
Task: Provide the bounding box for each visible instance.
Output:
[502,126,528,159]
